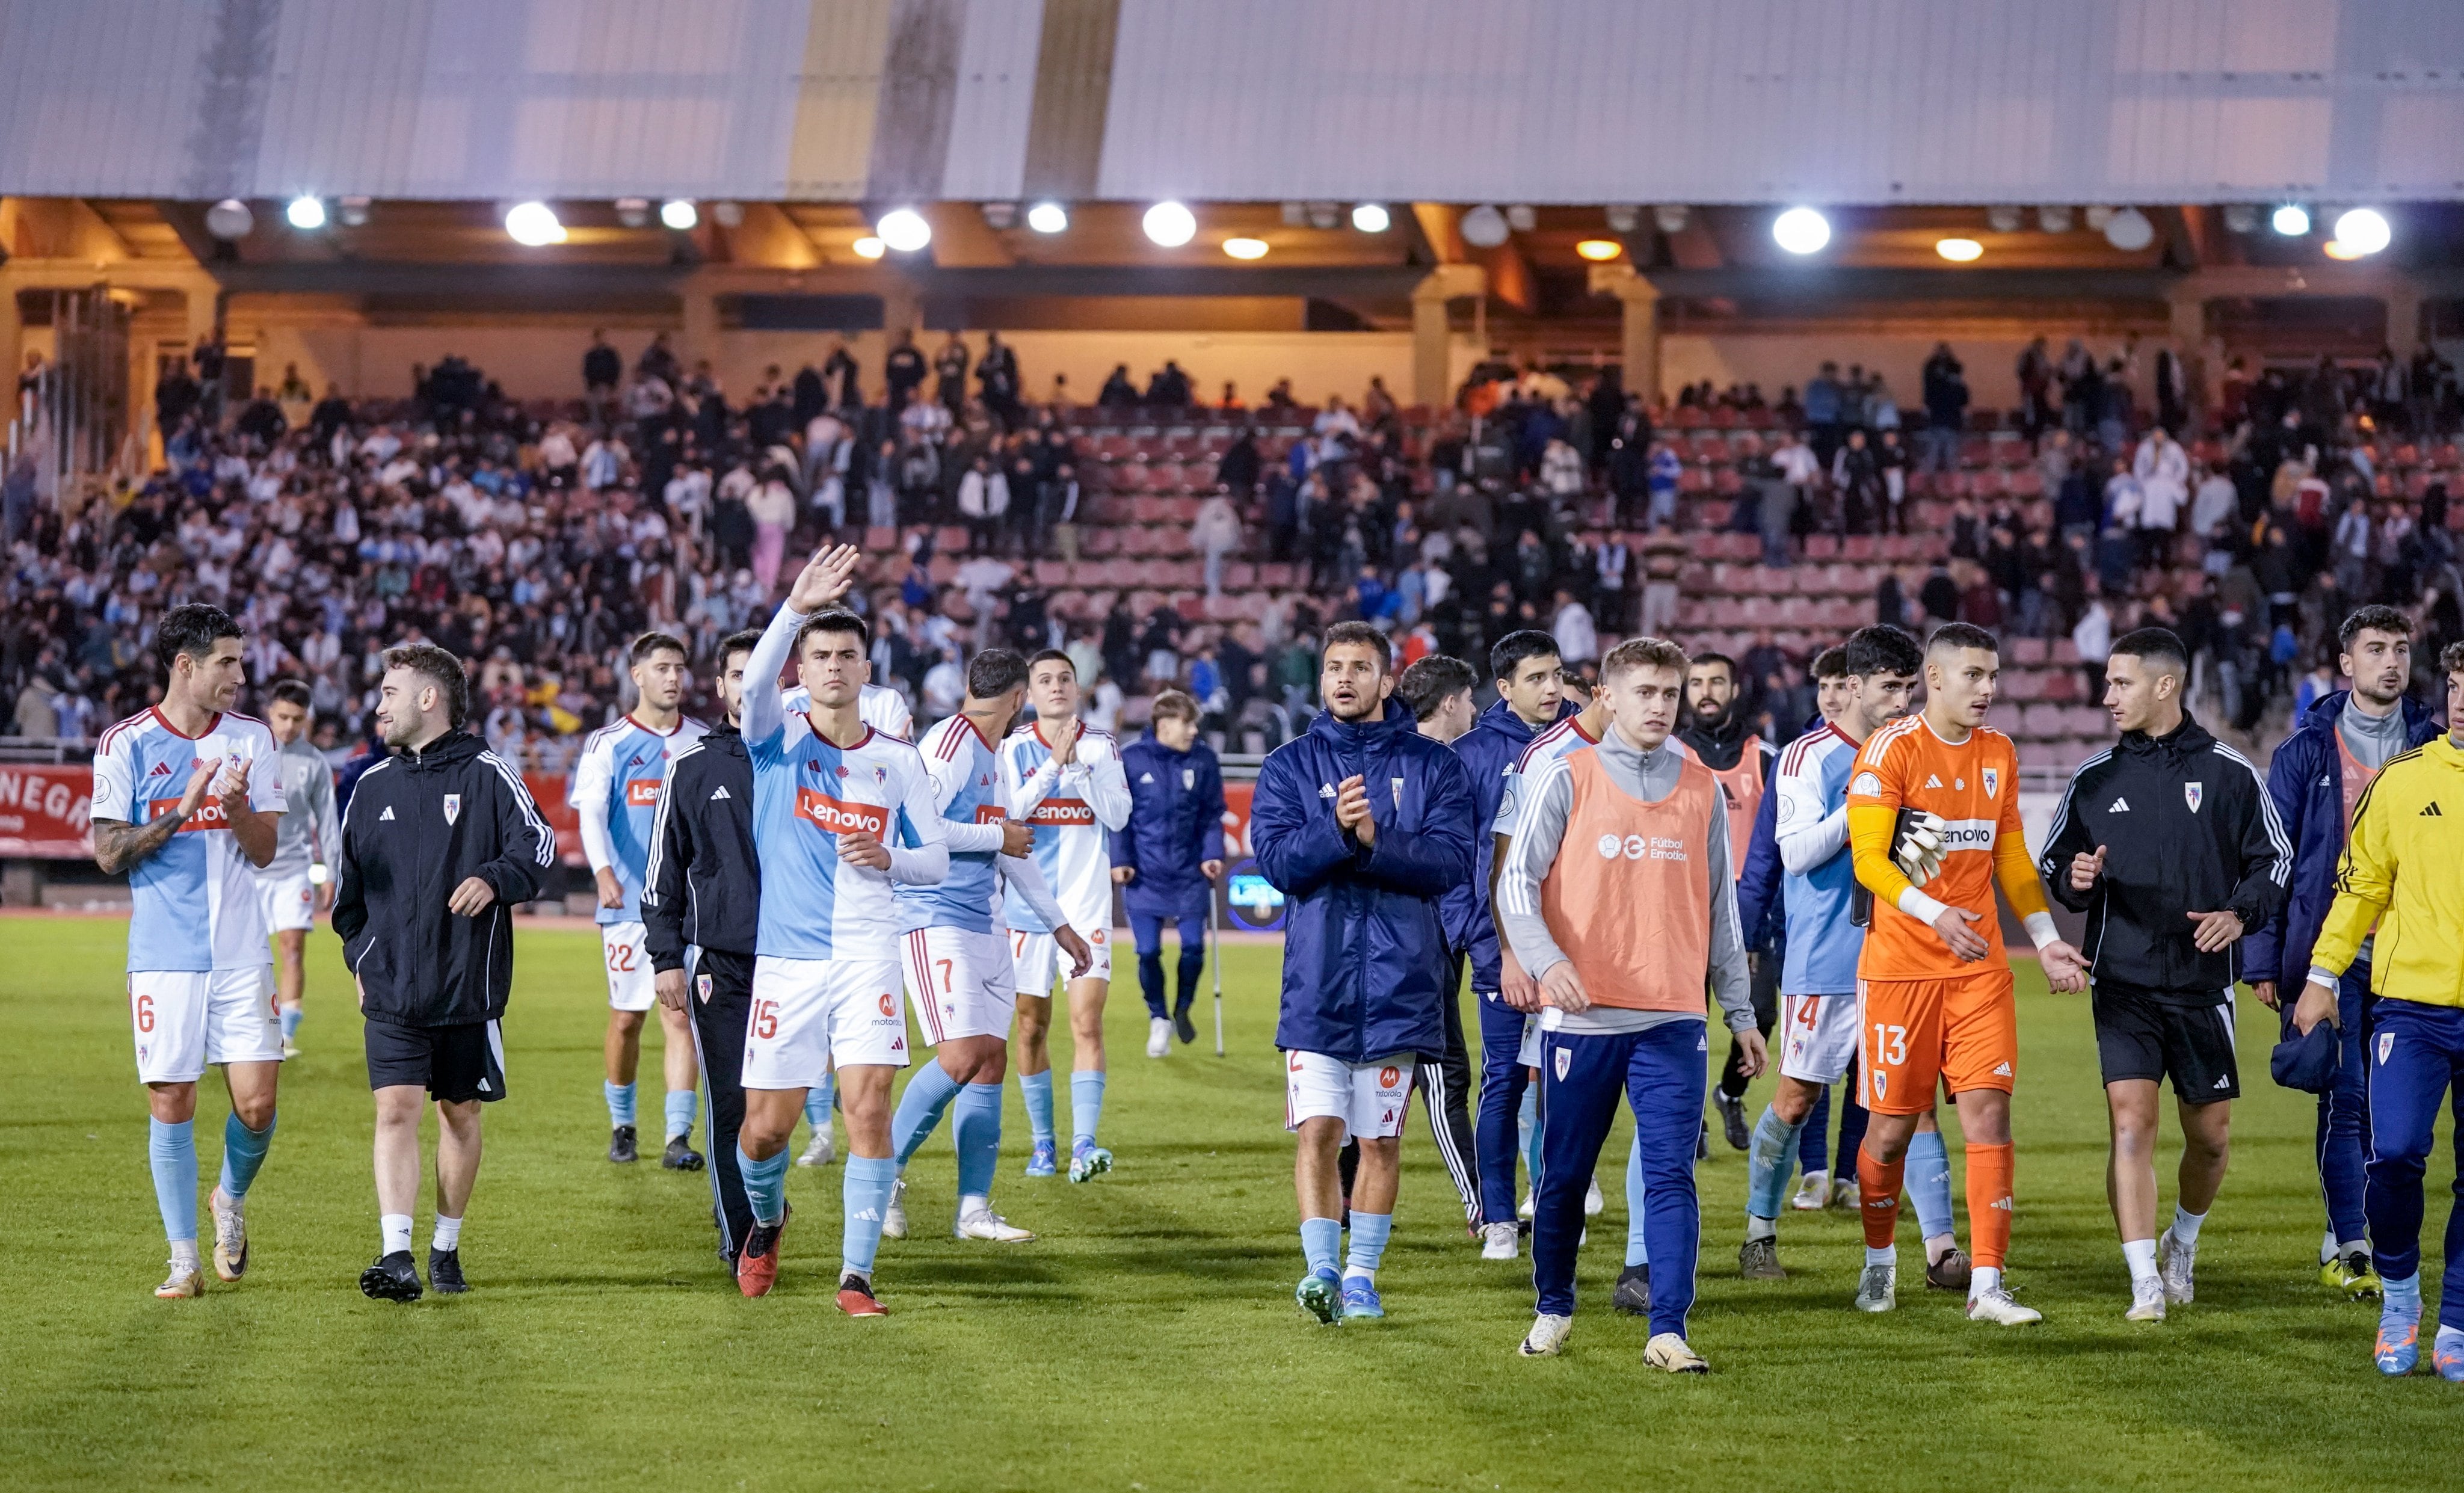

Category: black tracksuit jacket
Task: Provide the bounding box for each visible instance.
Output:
[642,722,759,968]
[2037,715,2293,994]
[333,730,558,1026]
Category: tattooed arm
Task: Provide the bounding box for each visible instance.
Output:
[93,760,216,875]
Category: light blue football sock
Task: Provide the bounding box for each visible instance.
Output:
[1020,1070,1055,1144]
[1745,1105,1803,1222]
[604,1080,636,1128]
[1345,1211,1394,1280]
[1300,1216,1343,1276]
[149,1118,198,1245]
[279,1005,303,1045]
[2383,1270,2423,1326]
[1624,1134,1650,1267]
[1070,1070,1107,1149]
[738,1144,789,1227]
[954,1082,1004,1200]
[664,1089,697,1142]
[217,1111,275,1200]
[892,1063,964,1166]
[803,1076,834,1140]
[843,1155,899,1276]
[1907,1128,1954,1243]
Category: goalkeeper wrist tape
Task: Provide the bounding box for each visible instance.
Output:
[2021,911,2060,952]
[1896,885,1950,925]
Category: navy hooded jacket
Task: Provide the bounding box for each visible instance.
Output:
[1445,695,1574,990]
[1114,731,1228,919]
[2243,689,2442,989]
[1253,697,1477,1063]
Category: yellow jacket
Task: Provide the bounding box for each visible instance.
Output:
[2309,734,2464,1007]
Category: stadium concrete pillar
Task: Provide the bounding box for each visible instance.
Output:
[878,278,923,345]
[1411,264,1483,408]
[681,283,721,366]
[0,274,19,395]
[2167,288,2208,433]
[1591,263,1661,407]
[2385,282,2422,360]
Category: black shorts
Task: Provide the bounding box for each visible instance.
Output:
[2091,982,2238,1101]
[365,1017,507,1104]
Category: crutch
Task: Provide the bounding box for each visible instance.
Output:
[1210,887,1226,1057]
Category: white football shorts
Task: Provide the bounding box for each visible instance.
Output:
[602,921,655,1012]
[1008,925,1111,996]
[1284,1050,1416,1140]
[1779,992,1861,1086]
[257,868,316,933]
[131,966,283,1084]
[742,956,909,1089]
[901,926,1015,1044]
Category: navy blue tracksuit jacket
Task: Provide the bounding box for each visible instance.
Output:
[1115,733,1228,919]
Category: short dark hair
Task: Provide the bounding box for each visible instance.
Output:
[1926,621,1999,657]
[1026,648,1076,679]
[156,603,244,674]
[1149,688,1203,725]
[1689,651,1736,683]
[1323,621,1391,673]
[1811,646,1849,681]
[2440,639,2464,676]
[1844,625,1923,679]
[269,679,314,711]
[968,648,1030,700]
[2339,604,2413,653]
[630,631,688,666]
[381,642,470,728]
[1399,656,1476,722]
[1601,636,1689,680]
[793,609,869,656]
[1489,629,1562,683]
[718,628,765,670]
[2110,626,2189,676]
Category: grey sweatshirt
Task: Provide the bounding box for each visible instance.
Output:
[260,733,342,876]
[1495,725,1754,1035]
[2338,695,2410,962]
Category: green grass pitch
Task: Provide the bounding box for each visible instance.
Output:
[2,917,2455,1491]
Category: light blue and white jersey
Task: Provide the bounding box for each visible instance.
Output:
[999,721,1132,935]
[744,605,948,961]
[901,714,1008,934]
[1773,722,1865,994]
[570,713,707,924]
[781,683,912,742]
[91,707,286,973]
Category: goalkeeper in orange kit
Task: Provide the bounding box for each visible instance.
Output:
[1843,623,2087,1325]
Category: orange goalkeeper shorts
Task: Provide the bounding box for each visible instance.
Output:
[1855,968,2016,1116]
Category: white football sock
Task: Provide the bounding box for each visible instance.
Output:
[381,1213,413,1255]
[1745,1214,1776,1242]
[1970,1264,2003,1299]
[2170,1205,2205,1247]
[433,1214,463,1252]
[2121,1237,2158,1283]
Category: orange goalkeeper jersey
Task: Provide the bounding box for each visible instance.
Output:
[1846,714,2034,981]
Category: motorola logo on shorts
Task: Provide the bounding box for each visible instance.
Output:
[1378,1066,1402,1088]
[877,991,896,1017]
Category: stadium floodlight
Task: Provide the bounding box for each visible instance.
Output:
[205,198,254,240]
[1222,237,1269,260]
[711,200,745,227]
[1026,201,1068,234]
[1351,203,1390,233]
[2102,206,2155,251]
[659,199,698,230]
[1575,238,1622,262]
[2272,203,2311,236]
[1305,202,1340,230]
[1459,204,1511,248]
[1143,201,1197,247]
[1772,206,1830,255]
[504,201,565,246]
[614,197,651,229]
[875,208,932,253]
[2322,239,2363,260]
[979,201,1017,230]
[1505,204,1536,232]
[2333,208,2390,256]
[852,235,886,259]
[1935,237,1983,262]
[285,195,326,231]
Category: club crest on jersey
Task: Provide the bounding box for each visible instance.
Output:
[1391,777,1405,810]
[1553,1047,1570,1080]
[2184,781,2203,813]
[1982,768,1998,799]
[1183,768,1195,790]
[442,793,461,825]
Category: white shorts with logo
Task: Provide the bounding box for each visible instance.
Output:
[131,966,283,1084]
[256,868,316,934]
[1284,1050,1416,1140]
[1007,925,1112,996]
[742,956,909,1089]
[901,926,1015,1044]
[601,921,655,1012]
[1779,992,1861,1086]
